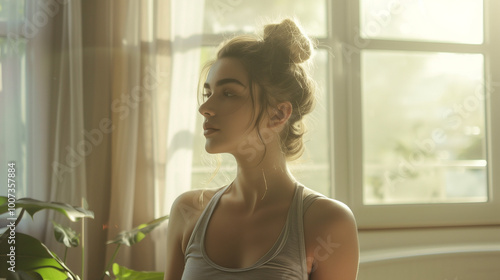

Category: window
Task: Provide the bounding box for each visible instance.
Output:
[190,0,500,229]
[349,0,500,228]
[359,0,487,205]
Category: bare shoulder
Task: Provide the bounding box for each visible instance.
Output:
[164,189,221,279]
[302,186,359,279]
[170,187,221,224]
[168,187,222,253]
[302,186,357,232]
[172,188,220,210]
[164,187,223,280]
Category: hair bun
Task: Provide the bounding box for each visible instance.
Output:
[263,18,313,64]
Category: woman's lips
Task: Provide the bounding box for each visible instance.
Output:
[204,128,219,136]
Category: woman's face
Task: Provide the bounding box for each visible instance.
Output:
[199,57,263,156]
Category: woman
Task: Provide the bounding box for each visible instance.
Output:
[165,18,359,280]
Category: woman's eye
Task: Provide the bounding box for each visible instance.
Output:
[203,92,212,99]
[223,91,234,97]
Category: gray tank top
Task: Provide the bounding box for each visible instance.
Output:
[181,183,323,280]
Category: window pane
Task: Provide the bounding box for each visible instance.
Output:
[0,0,25,22]
[289,49,331,196]
[362,50,487,205]
[191,48,331,196]
[360,0,483,44]
[203,0,327,37]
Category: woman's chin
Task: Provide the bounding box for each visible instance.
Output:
[204,143,223,154]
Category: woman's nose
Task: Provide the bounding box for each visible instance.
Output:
[198,99,215,117]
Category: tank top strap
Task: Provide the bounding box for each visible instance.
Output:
[184,184,231,257]
[199,184,231,218]
[303,193,324,214]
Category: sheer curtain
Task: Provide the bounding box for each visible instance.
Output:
[78,0,172,276]
[45,0,87,274]
[2,0,204,277]
[152,0,205,270]
[79,0,204,276]
[103,0,167,271]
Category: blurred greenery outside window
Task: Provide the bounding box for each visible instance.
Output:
[359,0,487,204]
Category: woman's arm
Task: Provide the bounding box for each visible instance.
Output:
[306,198,359,280]
[164,189,216,280]
[164,195,189,280]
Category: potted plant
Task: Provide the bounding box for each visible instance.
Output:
[0,196,168,279]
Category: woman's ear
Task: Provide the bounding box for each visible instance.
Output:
[269,101,292,129]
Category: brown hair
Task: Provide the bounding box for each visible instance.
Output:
[200,18,317,161]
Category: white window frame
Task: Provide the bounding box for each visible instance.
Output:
[332,0,500,229]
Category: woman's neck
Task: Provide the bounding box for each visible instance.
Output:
[228,145,297,213]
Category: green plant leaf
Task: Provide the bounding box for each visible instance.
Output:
[52,220,80,248]
[112,263,164,280]
[107,215,169,246]
[0,232,78,279]
[0,197,94,222]
[0,196,7,206]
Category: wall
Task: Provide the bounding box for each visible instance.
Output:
[358,226,500,280]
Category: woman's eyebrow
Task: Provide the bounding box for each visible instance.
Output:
[204,78,246,89]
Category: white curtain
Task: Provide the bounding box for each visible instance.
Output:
[98,0,205,273]
[153,0,205,271]
[44,0,87,274]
